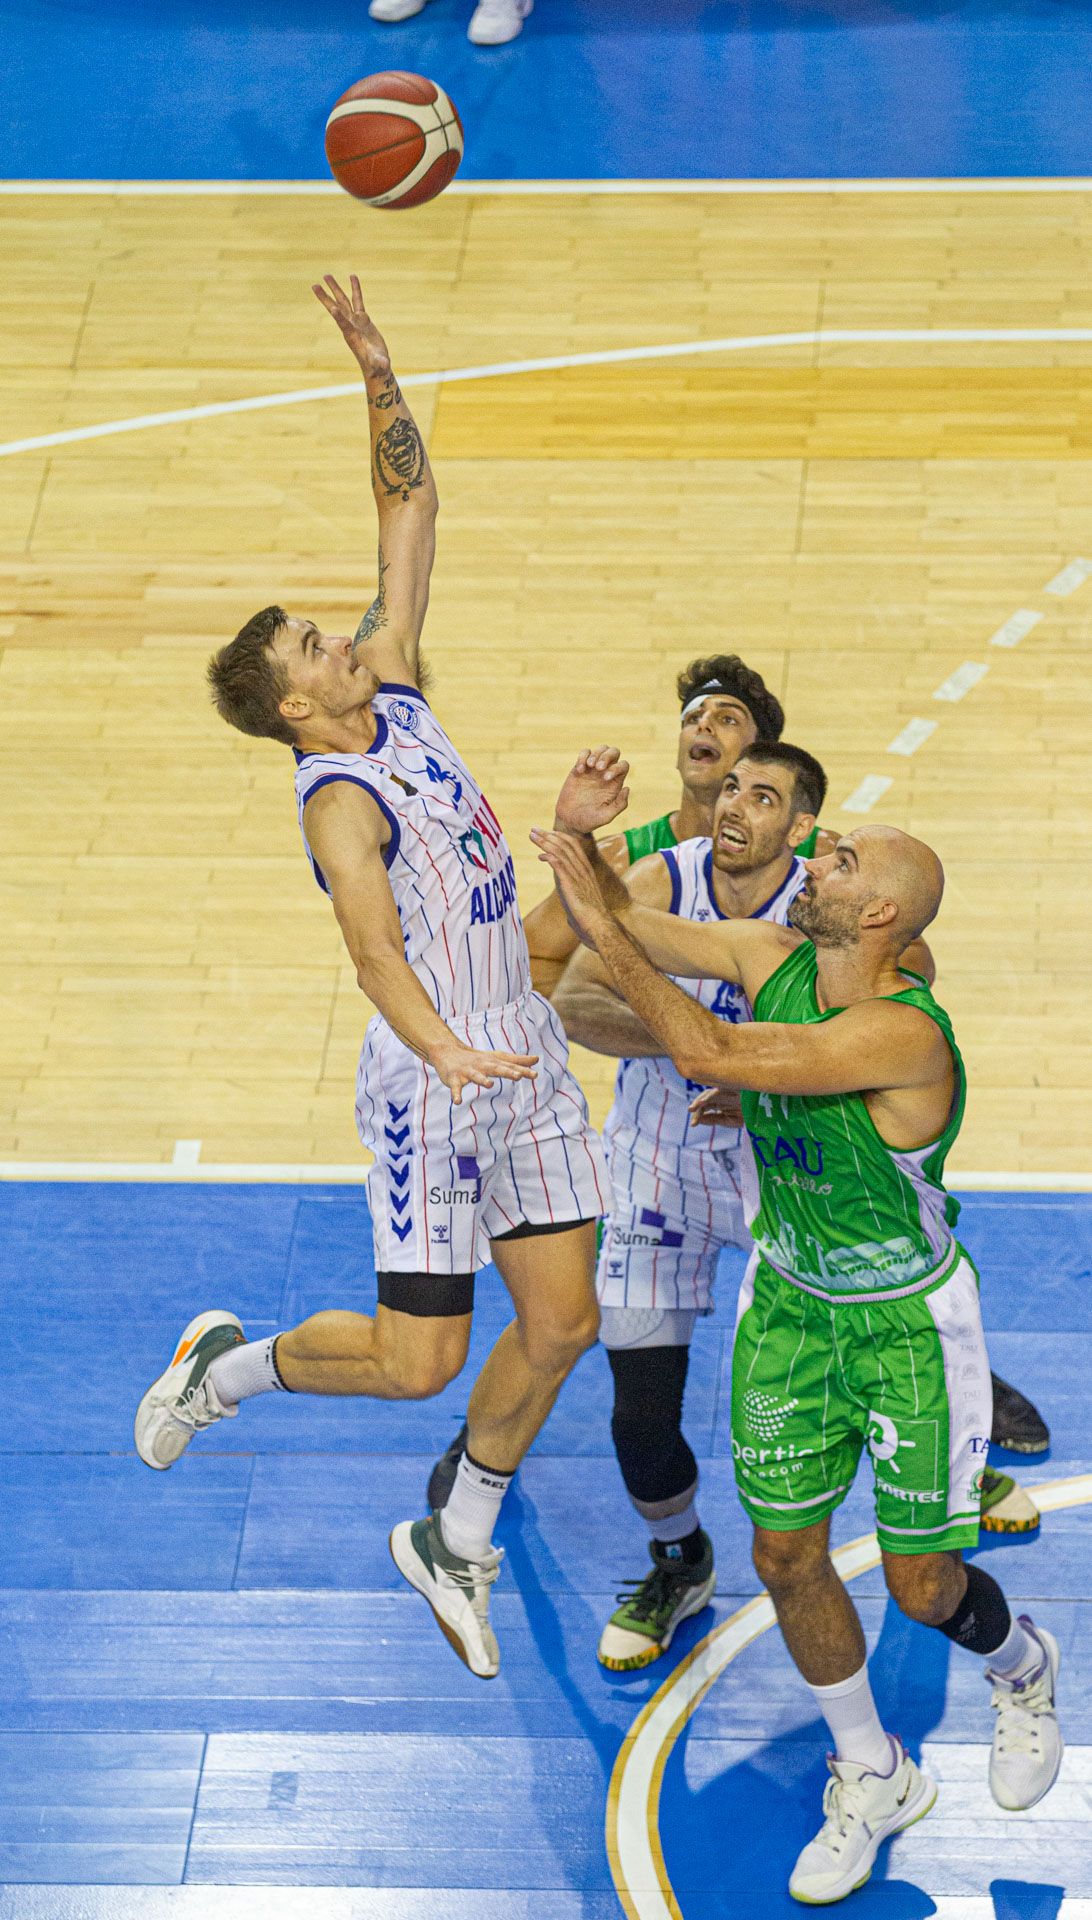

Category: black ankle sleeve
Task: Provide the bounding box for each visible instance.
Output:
[936,1561,1012,1656]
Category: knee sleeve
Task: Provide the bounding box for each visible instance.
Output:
[599,1304,697,1350]
[608,1344,698,1515]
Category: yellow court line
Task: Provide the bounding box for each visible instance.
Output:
[606,1472,1092,1920]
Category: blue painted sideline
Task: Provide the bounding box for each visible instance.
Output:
[6,0,1092,181]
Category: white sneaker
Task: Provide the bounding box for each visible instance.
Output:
[390,1514,503,1678]
[988,1620,1063,1810]
[468,0,532,45]
[369,0,429,20]
[134,1311,244,1470]
[789,1739,936,1905]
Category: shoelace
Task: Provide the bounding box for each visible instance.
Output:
[443,1549,503,1617]
[173,1377,221,1431]
[815,1771,873,1851]
[990,1664,1052,1753]
[614,1562,689,1623]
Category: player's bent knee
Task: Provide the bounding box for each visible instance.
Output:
[883,1551,962,1625]
[752,1524,829,1591]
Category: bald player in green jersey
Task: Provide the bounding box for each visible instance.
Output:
[533,807,1063,1904]
[523,654,1048,1462]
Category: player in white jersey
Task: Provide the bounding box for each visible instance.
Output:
[558,742,833,1668]
[133,275,619,1680]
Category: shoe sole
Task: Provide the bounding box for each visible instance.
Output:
[389,1527,498,1681]
[133,1310,244,1470]
[980,1509,1039,1533]
[992,1436,1049,1455]
[790,1774,937,1905]
[598,1569,717,1672]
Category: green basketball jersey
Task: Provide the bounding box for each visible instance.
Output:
[622,814,820,866]
[623,811,678,863]
[741,942,966,1302]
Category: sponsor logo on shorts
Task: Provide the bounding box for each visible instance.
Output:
[742,1388,799,1441]
[875,1479,944,1505]
[733,1438,814,1472]
[606,1207,684,1252]
[866,1410,917,1473]
[430,1155,482,1206]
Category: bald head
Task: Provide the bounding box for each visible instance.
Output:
[789,824,944,951]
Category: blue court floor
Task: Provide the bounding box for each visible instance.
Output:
[6,0,1092,181]
[0,1181,1087,1915]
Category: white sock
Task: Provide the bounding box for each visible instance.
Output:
[208,1335,287,1407]
[807,1663,895,1775]
[439,1450,512,1562]
[649,1499,700,1546]
[987,1612,1042,1682]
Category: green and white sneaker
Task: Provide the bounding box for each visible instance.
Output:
[980,1467,1040,1534]
[134,1310,245,1470]
[597,1533,716,1671]
[790,1739,937,1905]
[389,1514,503,1679]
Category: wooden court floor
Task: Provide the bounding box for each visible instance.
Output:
[1,186,1090,1173]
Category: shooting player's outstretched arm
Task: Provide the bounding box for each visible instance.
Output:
[305,783,537,1105]
[313,274,438,690]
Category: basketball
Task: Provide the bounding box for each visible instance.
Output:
[324,72,464,210]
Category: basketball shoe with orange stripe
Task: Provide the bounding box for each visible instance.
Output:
[134,1311,245,1470]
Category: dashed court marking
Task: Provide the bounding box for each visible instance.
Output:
[607,1472,1092,1920]
[989,609,1044,649]
[6,327,1092,461]
[887,717,938,756]
[1045,557,1092,596]
[934,661,989,702]
[841,774,893,813]
[170,1139,202,1168]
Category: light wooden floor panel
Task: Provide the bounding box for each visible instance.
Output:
[1,189,1090,1170]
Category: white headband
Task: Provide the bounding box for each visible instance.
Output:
[681,687,743,722]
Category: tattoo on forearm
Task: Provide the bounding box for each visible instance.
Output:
[369,370,403,411]
[374,417,426,501]
[353,545,389,650]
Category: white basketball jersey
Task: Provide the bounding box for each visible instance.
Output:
[294,682,531,1020]
[603,839,806,1186]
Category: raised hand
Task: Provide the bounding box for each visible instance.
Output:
[429,1040,538,1105]
[688,1087,746,1129]
[552,746,630,836]
[529,827,617,942]
[312,273,394,383]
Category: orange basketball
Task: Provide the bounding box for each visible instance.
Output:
[324,72,464,210]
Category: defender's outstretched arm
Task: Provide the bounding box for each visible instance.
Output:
[314,274,438,689]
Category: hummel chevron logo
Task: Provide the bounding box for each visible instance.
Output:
[391,1218,413,1243]
[390,1191,410,1216]
[385,1125,411,1148]
[390,1163,410,1190]
[387,1102,410,1123]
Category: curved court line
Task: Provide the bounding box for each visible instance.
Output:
[4,177,1092,195]
[607,1471,1092,1920]
[5,326,1092,460]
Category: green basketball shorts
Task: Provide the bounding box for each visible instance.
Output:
[731,1250,991,1555]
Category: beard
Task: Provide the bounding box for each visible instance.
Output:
[788,885,859,948]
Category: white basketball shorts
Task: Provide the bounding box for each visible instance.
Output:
[596,1141,752,1315]
[356,990,609,1291]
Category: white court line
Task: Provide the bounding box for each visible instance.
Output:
[609,1473,1092,1920]
[841,774,893,813]
[0,1161,1088,1188]
[934,662,989,701]
[989,608,1044,648]
[1045,557,1092,596]
[887,717,937,756]
[4,177,1092,195]
[170,1139,202,1168]
[6,327,1092,461]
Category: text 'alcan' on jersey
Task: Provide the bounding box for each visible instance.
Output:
[294,684,531,1020]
